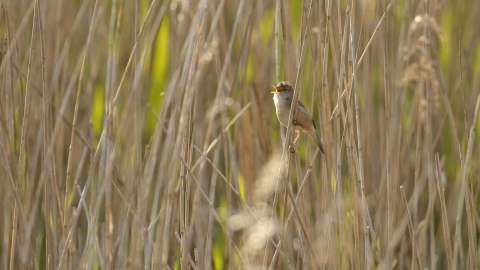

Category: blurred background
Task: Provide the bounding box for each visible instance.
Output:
[1,0,479,269]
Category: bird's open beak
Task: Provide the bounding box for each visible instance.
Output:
[271,85,280,94]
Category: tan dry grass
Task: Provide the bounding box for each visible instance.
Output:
[0,0,479,269]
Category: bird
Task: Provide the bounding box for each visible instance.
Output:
[271,81,325,155]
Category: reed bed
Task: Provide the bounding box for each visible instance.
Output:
[1,0,479,269]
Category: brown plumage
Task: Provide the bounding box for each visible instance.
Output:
[271,81,325,155]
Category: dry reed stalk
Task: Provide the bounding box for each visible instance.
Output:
[435,153,453,270]
[2,0,480,269]
[400,185,423,270]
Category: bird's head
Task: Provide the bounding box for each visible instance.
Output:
[271,81,294,98]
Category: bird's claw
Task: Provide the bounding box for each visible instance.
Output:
[289,144,296,153]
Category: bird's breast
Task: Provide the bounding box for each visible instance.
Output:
[273,94,292,128]
[273,94,289,109]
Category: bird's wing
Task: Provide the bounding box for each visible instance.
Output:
[298,100,318,128]
[296,101,315,128]
[297,100,308,111]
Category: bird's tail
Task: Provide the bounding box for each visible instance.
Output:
[306,127,325,155]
